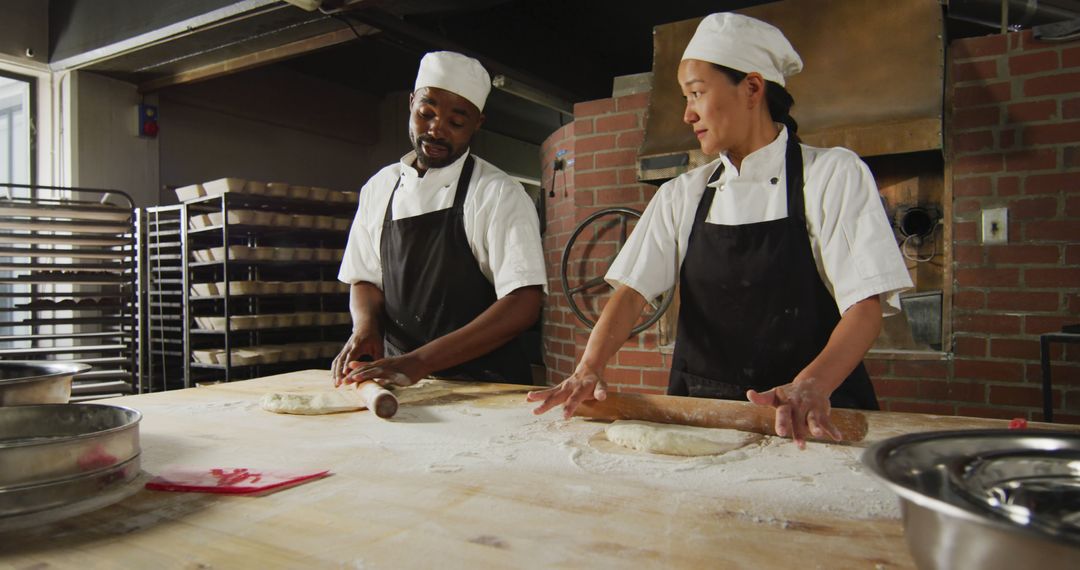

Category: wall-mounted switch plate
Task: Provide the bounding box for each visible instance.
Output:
[981,207,1008,245]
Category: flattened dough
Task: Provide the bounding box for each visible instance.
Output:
[260,391,363,415]
[604,420,763,456]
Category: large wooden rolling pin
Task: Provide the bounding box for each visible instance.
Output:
[356,380,399,419]
[576,392,869,443]
[348,357,399,419]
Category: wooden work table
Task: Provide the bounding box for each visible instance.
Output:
[0,370,1065,569]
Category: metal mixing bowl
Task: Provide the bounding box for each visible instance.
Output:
[0,361,90,405]
[863,430,1080,570]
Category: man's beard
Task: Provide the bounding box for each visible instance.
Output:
[412,134,458,170]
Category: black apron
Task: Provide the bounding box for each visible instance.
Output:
[668,138,879,410]
[380,155,532,384]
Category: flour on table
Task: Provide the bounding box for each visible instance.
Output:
[132,378,897,521]
[260,391,363,415]
[604,420,764,456]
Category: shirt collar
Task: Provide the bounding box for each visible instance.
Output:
[399,149,472,189]
[709,125,788,188]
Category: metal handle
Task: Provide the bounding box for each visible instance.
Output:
[559,207,675,336]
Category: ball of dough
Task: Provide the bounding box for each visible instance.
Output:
[604,420,763,456]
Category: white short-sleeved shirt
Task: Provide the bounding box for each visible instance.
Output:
[606,127,912,316]
[338,150,547,298]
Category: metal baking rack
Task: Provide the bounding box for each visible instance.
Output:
[0,183,138,400]
[142,187,356,388]
[137,205,186,392]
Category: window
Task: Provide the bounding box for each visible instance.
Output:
[0,72,33,186]
[0,71,34,340]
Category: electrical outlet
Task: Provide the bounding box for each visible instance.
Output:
[981,207,1008,245]
[553,148,569,171]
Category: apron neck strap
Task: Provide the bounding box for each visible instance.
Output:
[784,137,806,224]
[694,162,726,226]
[451,154,476,210]
[383,177,402,223]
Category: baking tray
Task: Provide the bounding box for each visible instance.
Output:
[0,203,132,222]
[0,220,131,234]
[0,234,133,246]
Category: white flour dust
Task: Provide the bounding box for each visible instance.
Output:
[173,400,256,414]
[133,381,899,523]
[567,431,898,519]
[336,396,899,521]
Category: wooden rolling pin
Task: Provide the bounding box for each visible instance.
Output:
[356,380,398,419]
[576,392,869,443]
[348,357,399,419]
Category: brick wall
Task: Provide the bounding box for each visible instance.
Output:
[539,30,1078,424]
[541,122,578,384]
[540,93,673,393]
[870,30,1079,423]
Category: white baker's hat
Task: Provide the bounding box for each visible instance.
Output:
[414,51,492,112]
[681,13,802,87]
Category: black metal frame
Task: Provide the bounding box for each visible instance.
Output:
[1039,332,1080,423]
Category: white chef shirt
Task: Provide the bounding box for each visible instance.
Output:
[606,127,912,316]
[338,150,547,298]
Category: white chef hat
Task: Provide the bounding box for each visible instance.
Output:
[414,51,492,112]
[681,13,802,87]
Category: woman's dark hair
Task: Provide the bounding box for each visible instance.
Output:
[711,64,800,142]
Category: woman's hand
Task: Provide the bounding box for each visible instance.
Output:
[331,327,384,387]
[527,286,647,420]
[746,377,842,450]
[526,363,607,419]
[747,296,882,448]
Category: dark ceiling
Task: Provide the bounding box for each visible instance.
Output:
[274,0,1069,145]
[69,0,1080,146]
[275,0,774,144]
[293,0,1080,100]
[325,0,770,101]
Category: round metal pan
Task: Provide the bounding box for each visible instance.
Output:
[0,403,142,525]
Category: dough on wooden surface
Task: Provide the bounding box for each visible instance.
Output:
[604,420,763,456]
[259,391,362,415]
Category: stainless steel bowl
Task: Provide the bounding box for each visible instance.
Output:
[0,403,142,528]
[0,361,90,405]
[863,430,1080,570]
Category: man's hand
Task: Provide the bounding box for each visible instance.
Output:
[331,328,384,387]
[526,363,607,419]
[343,354,426,388]
[746,377,842,450]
